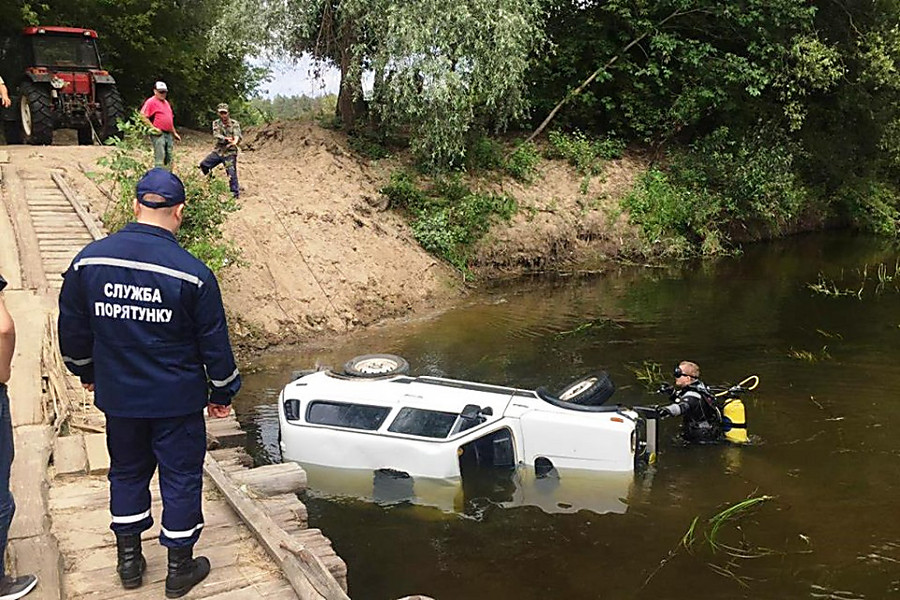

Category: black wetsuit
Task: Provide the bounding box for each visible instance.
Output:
[664,381,722,443]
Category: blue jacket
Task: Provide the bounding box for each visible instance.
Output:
[58,222,241,418]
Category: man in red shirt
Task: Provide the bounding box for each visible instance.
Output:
[139,81,182,169]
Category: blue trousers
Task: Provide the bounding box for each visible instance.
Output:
[0,384,14,578]
[106,412,206,548]
[199,152,239,197]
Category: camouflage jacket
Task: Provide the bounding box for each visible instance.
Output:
[212,118,242,156]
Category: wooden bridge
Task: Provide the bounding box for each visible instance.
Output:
[0,147,362,600]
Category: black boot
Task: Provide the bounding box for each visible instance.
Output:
[165,546,210,598]
[115,533,146,589]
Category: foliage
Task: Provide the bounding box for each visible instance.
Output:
[96,116,240,272]
[381,171,517,275]
[0,1,264,128]
[623,128,810,256]
[546,130,625,176]
[504,142,541,182]
[249,94,339,123]
[214,0,545,169]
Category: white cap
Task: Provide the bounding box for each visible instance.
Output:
[154,81,168,91]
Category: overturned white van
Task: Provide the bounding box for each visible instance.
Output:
[278,354,659,483]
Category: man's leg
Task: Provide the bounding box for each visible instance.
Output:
[0,385,38,598]
[107,416,155,588]
[151,135,167,168]
[198,152,222,176]
[0,385,15,579]
[153,412,208,599]
[163,133,175,169]
[223,155,239,198]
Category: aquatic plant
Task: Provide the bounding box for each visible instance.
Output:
[555,317,625,338]
[788,346,831,362]
[626,360,664,390]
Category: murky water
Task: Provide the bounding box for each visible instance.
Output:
[234,232,900,600]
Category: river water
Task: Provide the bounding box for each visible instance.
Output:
[234,232,900,600]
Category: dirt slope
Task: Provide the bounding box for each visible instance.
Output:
[8,122,645,352]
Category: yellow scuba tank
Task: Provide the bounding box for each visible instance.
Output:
[722,398,748,444]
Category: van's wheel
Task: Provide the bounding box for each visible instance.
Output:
[20,81,54,145]
[343,354,410,378]
[557,372,616,405]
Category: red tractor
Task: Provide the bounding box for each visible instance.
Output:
[1,26,126,145]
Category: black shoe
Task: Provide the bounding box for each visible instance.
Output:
[115,533,146,589]
[165,546,210,599]
[0,575,38,600]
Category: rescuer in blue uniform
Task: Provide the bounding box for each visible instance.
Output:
[57,168,241,598]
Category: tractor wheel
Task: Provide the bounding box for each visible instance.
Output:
[77,127,94,145]
[2,120,22,144]
[19,81,54,145]
[96,85,125,142]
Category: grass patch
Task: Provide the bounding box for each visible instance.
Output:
[381,171,517,277]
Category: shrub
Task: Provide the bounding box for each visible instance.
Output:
[505,142,541,182]
[546,130,626,176]
[381,171,517,276]
[96,115,240,272]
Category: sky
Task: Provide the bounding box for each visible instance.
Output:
[255,55,341,98]
[253,54,374,99]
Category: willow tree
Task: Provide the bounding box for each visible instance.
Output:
[214,0,545,168]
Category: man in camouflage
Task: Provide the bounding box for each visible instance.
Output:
[199,103,241,198]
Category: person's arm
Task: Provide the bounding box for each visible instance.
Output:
[172,126,181,142]
[193,272,240,416]
[657,390,701,417]
[0,81,10,109]
[232,121,242,147]
[213,120,225,143]
[0,295,15,384]
[57,264,95,389]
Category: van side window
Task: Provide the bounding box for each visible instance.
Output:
[306,401,391,430]
[388,408,458,438]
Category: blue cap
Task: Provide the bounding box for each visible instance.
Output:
[136,168,186,207]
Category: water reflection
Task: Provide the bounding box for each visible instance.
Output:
[298,462,639,517]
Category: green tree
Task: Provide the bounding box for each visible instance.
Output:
[0,0,264,127]
[214,0,545,168]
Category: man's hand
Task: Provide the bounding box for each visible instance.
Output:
[82,382,95,392]
[0,96,10,109]
[207,403,230,418]
[149,127,162,136]
[173,131,182,142]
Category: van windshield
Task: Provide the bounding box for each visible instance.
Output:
[388,408,458,438]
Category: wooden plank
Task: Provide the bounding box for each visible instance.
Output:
[231,464,308,497]
[0,150,9,163]
[51,172,105,240]
[1,166,47,290]
[84,432,110,474]
[53,435,87,476]
[5,290,48,425]
[204,456,348,599]
[9,425,52,540]
[7,534,63,600]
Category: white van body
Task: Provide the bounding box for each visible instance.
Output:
[278,369,655,480]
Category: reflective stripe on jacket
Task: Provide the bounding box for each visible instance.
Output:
[58,222,241,418]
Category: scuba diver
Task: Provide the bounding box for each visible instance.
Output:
[655,360,723,443]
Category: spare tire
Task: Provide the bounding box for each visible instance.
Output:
[556,372,616,406]
[343,354,410,378]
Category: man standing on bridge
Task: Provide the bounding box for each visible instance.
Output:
[139,81,181,169]
[57,169,241,598]
[0,274,38,600]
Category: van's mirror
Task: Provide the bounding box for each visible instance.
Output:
[460,404,481,420]
[481,406,493,416]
